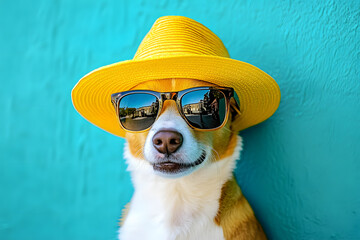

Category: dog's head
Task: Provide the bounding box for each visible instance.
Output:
[124,78,240,178]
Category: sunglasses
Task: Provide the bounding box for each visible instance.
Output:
[111,86,241,132]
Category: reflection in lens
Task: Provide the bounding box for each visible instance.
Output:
[181,89,226,129]
[118,93,159,131]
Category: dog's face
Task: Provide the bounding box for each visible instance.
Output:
[125,78,238,178]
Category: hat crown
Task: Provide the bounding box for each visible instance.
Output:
[134,16,230,60]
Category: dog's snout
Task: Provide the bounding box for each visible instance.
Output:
[152,130,183,154]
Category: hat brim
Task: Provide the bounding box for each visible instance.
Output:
[71,55,281,137]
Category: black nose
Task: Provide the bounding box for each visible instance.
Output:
[152,130,183,155]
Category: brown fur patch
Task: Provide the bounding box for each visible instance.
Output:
[119,203,131,227]
[215,176,267,239]
[125,131,148,159]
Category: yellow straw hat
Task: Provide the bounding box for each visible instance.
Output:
[72,16,281,137]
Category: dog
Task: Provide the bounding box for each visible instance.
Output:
[118,78,267,240]
[71,15,280,240]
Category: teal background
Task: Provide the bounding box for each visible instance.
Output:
[0,0,359,239]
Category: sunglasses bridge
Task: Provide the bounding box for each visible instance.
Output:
[161,92,178,101]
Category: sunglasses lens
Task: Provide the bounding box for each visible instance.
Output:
[181,89,226,129]
[118,94,159,131]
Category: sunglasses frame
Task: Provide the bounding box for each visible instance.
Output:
[111,86,240,133]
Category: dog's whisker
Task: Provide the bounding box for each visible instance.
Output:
[133,145,143,154]
[131,141,144,150]
[126,141,145,157]
[209,147,223,179]
[210,147,220,162]
[221,126,232,133]
[134,147,144,158]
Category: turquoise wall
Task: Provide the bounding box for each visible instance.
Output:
[1,0,359,239]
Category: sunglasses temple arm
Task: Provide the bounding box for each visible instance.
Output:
[230,97,242,116]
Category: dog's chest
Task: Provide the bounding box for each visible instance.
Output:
[119,137,242,240]
[120,202,224,240]
[119,187,225,240]
[118,162,231,240]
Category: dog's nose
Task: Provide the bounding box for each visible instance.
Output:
[152,130,183,154]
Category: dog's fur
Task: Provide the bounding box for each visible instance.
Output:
[118,78,267,240]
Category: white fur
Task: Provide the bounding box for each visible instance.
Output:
[118,135,243,240]
[118,103,243,239]
[143,105,206,178]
